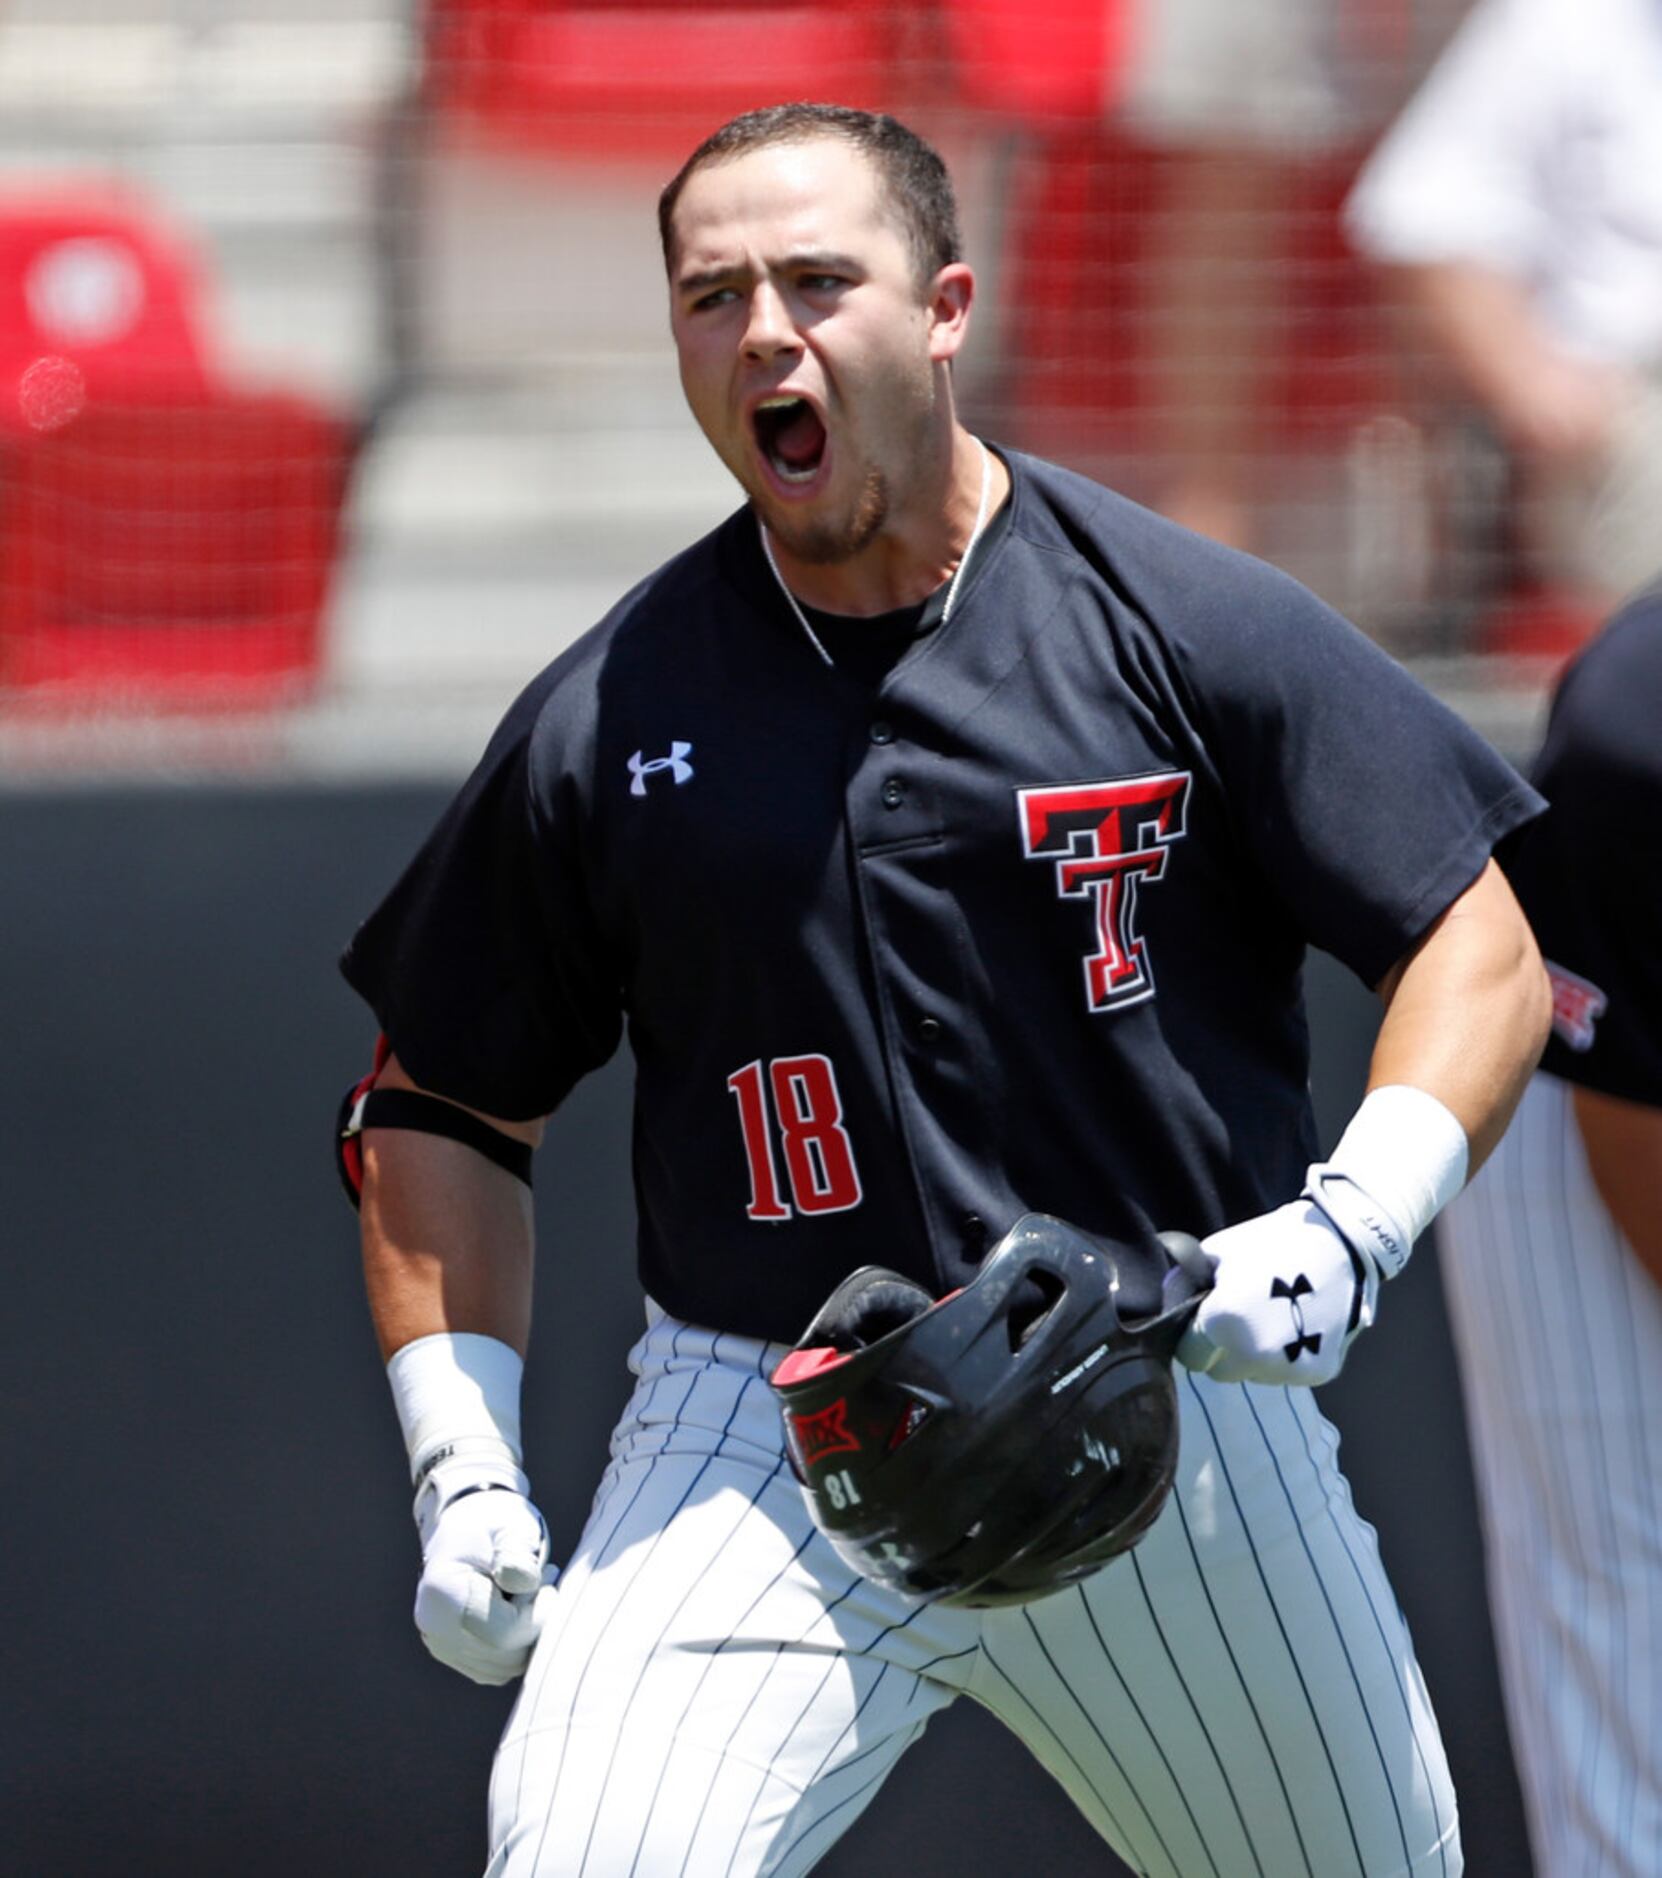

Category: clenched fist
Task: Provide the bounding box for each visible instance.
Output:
[413,1453,558,1685]
[1177,1168,1408,1388]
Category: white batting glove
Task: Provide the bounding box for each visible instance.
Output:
[1176,1172,1396,1387]
[1178,1085,1468,1388]
[412,1448,557,1686]
[388,1333,556,1686]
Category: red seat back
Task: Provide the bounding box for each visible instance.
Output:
[0,189,213,436]
[939,0,1132,118]
[426,0,897,157]
[0,393,351,709]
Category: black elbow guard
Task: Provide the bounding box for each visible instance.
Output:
[335,1039,534,1209]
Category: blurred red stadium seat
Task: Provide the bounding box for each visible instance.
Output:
[0,187,213,434]
[424,0,898,156]
[939,0,1131,119]
[0,393,352,710]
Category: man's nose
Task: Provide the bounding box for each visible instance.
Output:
[741,281,800,359]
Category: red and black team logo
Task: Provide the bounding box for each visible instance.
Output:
[1017,771,1192,1012]
[789,1400,862,1469]
[1546,961,1607,1052]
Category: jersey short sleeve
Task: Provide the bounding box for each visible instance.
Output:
[340,658,623,1121]
[1510,592,1662,1104]
[1125,526,1543,992]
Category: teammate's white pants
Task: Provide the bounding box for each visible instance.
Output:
[1440,1072,1662,1878]
[486,1311,1459,1878]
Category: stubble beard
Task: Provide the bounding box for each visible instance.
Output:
[755,464,889,567]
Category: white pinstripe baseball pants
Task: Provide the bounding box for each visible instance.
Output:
[485,1312,1459,1877]
[1439,1071,1662,1878]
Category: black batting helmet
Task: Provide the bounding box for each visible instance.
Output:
[769,1213,1210,1608]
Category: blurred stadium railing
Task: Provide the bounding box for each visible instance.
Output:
[0,0,1556,780]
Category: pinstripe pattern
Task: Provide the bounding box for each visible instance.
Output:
[1241,1390,1412,1871]
[978,1624,1158,1863]
[484,1313,1460,1876]
[1153,1463,1312,1875]
[967,1375,1455,1877]
[1440,1071,1662,1877]
[1124,1548,1268,1877]
[1280,1401,1453,1878]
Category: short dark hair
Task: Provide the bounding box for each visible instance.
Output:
[658,103,963,290]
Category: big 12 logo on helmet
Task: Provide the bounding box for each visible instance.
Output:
[789,1400,861,1470]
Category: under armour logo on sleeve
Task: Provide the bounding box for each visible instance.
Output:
[628,742,694,795]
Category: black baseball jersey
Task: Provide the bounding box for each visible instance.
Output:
[342,450,1542,1342]
[1509,589,1662,1106]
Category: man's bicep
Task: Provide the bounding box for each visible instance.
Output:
[1372,857,1537,1000]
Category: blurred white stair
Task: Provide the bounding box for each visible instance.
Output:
[333,372,741,704]
[0,3,413,406]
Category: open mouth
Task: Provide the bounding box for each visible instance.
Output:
[753,395,827,485]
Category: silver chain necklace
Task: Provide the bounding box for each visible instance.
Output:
[758,437,992,669]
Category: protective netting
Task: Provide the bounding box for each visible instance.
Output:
[0,2,1578,767]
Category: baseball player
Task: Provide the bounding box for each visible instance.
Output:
[340,105,1552,1876]
[1436,588,1662,1877]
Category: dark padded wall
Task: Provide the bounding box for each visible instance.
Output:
[0,789,1528,1876]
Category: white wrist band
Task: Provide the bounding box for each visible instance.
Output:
[1328,1084,1470,1254]
[386,1331,525,1485]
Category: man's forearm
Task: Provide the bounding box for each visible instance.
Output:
[356,1050,544,1359]
[1392,259,1623,460]
[357,1091,554,1689]
[360,1125,537,1359]
[1401,261,1549,415]
[1367,860,1552,1174]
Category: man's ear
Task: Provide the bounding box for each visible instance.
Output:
[927,263,976,365]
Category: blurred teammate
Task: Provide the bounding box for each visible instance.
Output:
[1437,587,1662,1877]
[340,104,1550,1874]
[1118,0,1354,549]
[1346,0,1662,645]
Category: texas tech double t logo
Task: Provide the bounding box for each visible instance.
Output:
[1017,771,1192,1011]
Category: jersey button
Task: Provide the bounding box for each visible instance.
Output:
[916,1015,943,1044]
[881,777,905,809]
[869,719,895,745]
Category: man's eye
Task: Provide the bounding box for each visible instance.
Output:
[691,288,737,311]
[798,274,846,293]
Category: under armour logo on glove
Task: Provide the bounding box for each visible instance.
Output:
[628,742,694,795]
[1178,1196,1377,1389]
[1270,1274,1324,1361]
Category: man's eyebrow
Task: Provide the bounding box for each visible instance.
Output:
[675,252,865,295]
[676,264,739,297]
[783,251,864,278]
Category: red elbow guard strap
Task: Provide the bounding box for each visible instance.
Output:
[335,1042,533,1209]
